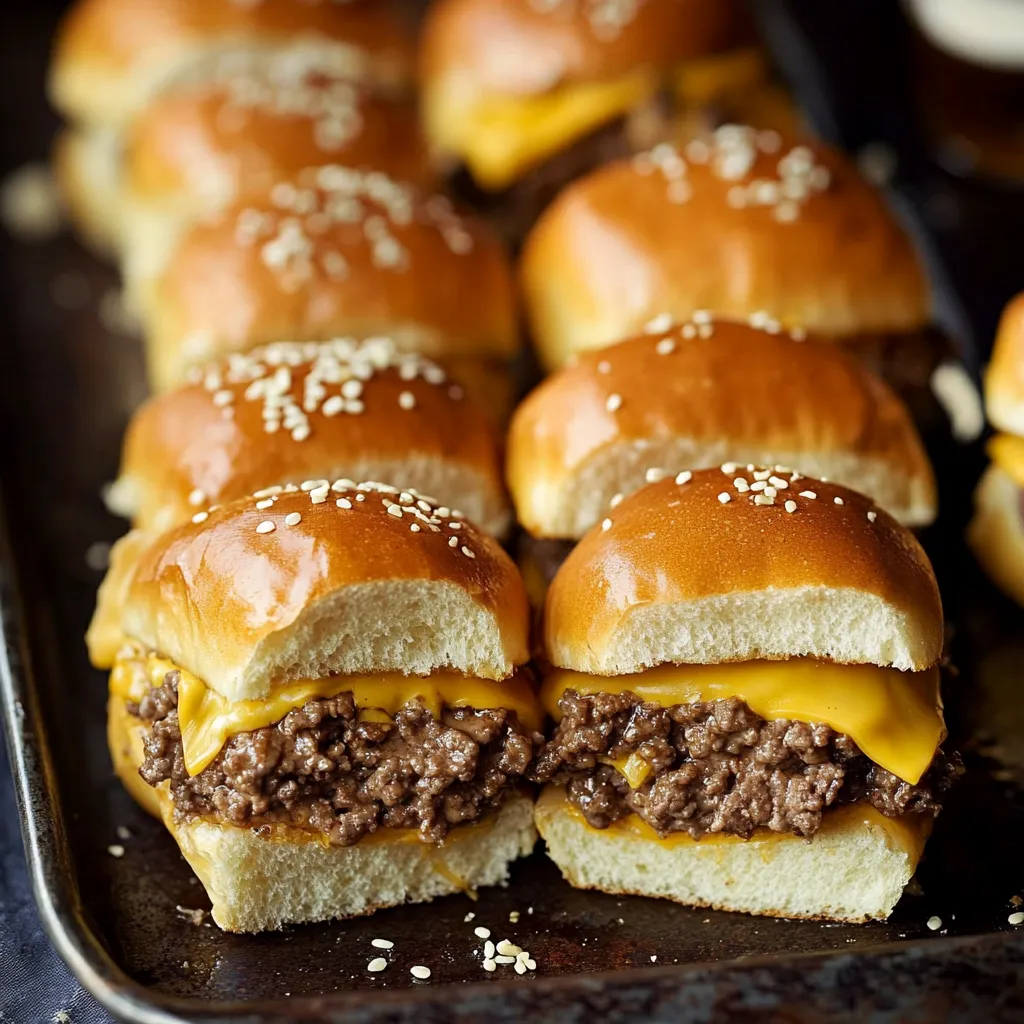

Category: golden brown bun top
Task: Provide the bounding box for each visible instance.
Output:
[51,0,415,124]
[126,67,433,202]
[150,168,517,384]
[522,126,931,369]
[125,481,531,692]
[420,0,746,95]
[119,338,506,534]
[985,291,1024,435]
[507,317,936,535]
[545,467,943,671]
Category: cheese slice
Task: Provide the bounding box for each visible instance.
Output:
[671,46,768,105]
[989,433,1024,486]
[541,660,943,785]
[460,69,657,190]
[111,653,542,776]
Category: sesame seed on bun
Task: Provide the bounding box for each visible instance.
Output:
[544,467,943,674]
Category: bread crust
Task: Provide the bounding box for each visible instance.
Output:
[985,292,1024,435]
[507,320,936,536]
[522,128,930,369]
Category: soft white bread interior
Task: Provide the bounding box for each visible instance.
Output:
[123,482,531,701]
[534,787,928,923]
[968,464,1024,607]
[544,469,943,674]
[87,529,152,669]
[53,127,122,253]
[107,696,536,932]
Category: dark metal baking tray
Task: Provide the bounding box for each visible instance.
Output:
[4,1,1024,1021]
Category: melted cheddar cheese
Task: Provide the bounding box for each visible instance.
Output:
[111,653,542,776]
[541,660,943,785]
[989,433,1024,486]
[461,69,657,189]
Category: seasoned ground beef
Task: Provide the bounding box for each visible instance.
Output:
[132,672,541,846]
[530,690,957,840]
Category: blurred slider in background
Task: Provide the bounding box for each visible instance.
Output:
[419,0,802,241]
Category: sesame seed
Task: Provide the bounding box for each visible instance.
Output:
[602,518,613,531]
[509,911,520,923]
[409,523,421,532]
[256,499,274,509]
[734,478,750,492]
[721,462,738,474]
[597,360,611,374]
[834,497,844,506]
[464,913,475,922]
[284,512,301,526]
[449,522,462,529]
[610,492,625,506]
[188,488,207,506]
[322,395,344,416]
[651,955,658,962]
[718,492,731,504]
[785,500,797,513]
[212,389,234,408]
[461,546,475,559]
[514,961,528,975]
[674,471,692,485]
[645,313,674,334]
[191,511,209,524]
[386,505,403,518]
[337,498,352,509]
[410,966,431,980]
[799,490,817,499]
[763,486,777,498]
[768,476,789,489]
[291,425,311,441]
[524,958,537,970]
[753,469,772,481]
[107,844,125,858]
[483,959,497,972]
[655,338,675,355]
[496,939,522,956]
[368,958,387,973]
[484,940,495,957]
[692,310,711,324]
[449,537,458,548]
[867,511,877,522]
[750,481,766,492]
[681,323,696,339]
[474,927,491,939]
[605,393,622,412]
[753,495,774,506]
[372,939,394,949]
[1009,912,1024,926]
[256,520,275,534]
[494,956,516,965]
[645,468,665,483]
[927,916,942,931]
[398,391,416,410]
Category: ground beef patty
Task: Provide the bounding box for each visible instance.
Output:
[530,690,957,840]
[131,672,540,846]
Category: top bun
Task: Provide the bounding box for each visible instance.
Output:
[50,0,415,127]
[111,337,510,537]
[544,468,942,674]
[985,291,1024,435]
[124,481,530,702]
[522,125,930,369]
[508,317,936,537]
[420,0,745,97]
[143,167,518,390]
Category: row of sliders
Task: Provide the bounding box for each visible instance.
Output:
[97,460,952,931]
[52,0,959,935]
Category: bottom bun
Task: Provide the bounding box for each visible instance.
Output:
[967,464,1024,607]
[534,786,929,923]
[108,696,537,931]
[53,127,122,255]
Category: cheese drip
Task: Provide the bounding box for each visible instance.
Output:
[541,660,944,785]
[989,433,1024,486]
[111,653,542,776]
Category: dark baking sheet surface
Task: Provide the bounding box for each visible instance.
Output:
[4,1,1024,1021]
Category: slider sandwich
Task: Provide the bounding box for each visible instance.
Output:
[141,166,520,420]
[88,336,510,668]
[968,292,1024,605]
[533,468,956,922]
[420,0,784,236]
[507,317,937,601]
[108,481,541,931]
[521,126,944,412]
[49,0,414,251]
[121,57,434,313]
